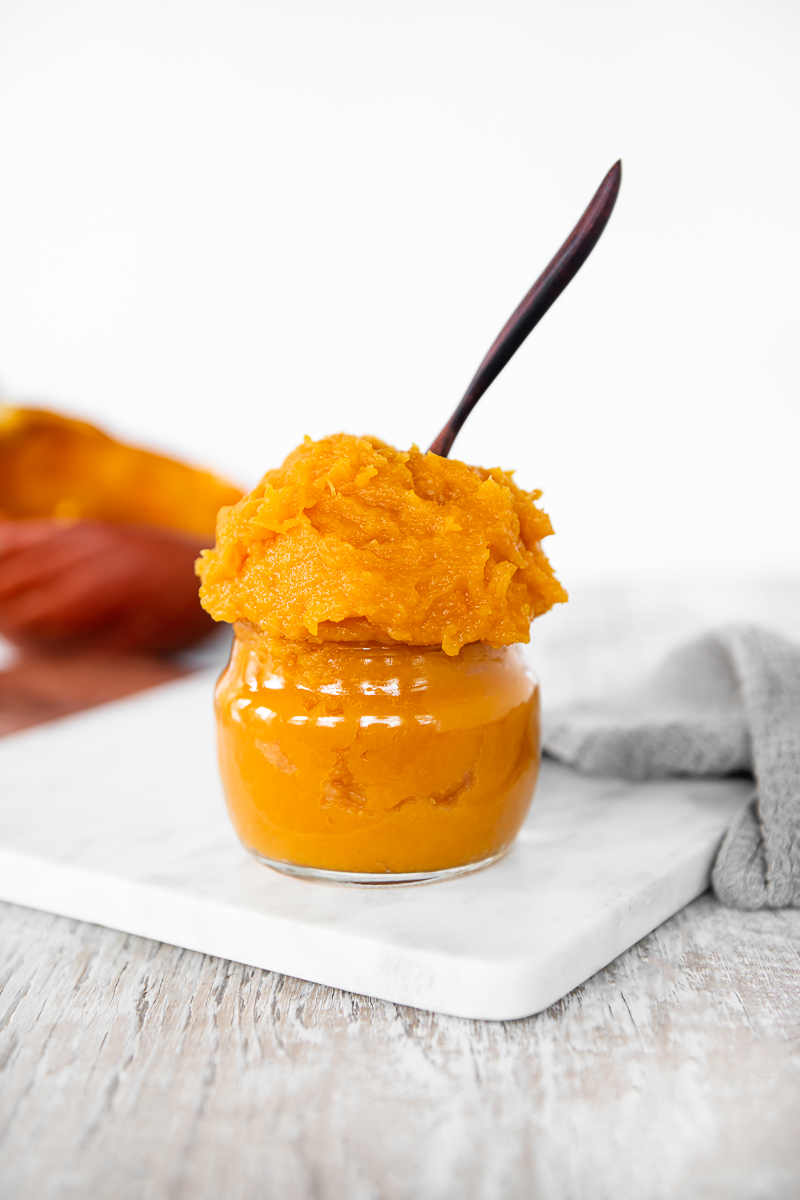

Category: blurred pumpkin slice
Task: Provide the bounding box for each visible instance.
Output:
[0,406,242,536]
[0,406,243,654]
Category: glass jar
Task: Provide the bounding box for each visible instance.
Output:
[215,621,541,884]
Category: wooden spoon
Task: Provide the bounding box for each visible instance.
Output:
[428,160,622,457]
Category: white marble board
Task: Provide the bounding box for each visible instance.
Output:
[0,669,750,1020]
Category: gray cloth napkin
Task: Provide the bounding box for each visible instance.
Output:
[542,626,800,909]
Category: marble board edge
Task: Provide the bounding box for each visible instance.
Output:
[0,832,723,1022]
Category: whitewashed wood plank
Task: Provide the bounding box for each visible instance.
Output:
[1,895,798,1200]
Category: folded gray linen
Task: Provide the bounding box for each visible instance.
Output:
[542,626,800,909]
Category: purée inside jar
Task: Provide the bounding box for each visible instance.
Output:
[216,625,540,882]
[197,433,566,883]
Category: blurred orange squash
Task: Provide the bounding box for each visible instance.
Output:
[0,406,243,653]
[0,406,241,535]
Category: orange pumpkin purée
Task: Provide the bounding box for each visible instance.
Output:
[198,434,564,876]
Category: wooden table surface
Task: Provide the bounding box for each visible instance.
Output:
[1,586,799,1200]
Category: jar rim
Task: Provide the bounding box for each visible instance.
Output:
[231,620,521,661]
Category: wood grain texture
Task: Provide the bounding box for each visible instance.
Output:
[0,649,186,735]
[0,627,229,736]
[2,585,800,1199]
[0,895,798,1200]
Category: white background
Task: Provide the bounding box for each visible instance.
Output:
[0,0,798,588]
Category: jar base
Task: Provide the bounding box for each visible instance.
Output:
[251,847,511,887]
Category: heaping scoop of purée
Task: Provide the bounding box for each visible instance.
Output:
[196,434,567,655]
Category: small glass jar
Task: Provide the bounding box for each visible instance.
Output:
[215,621,541,884]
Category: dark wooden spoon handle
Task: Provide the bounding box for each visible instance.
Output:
[428,160,622,457]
